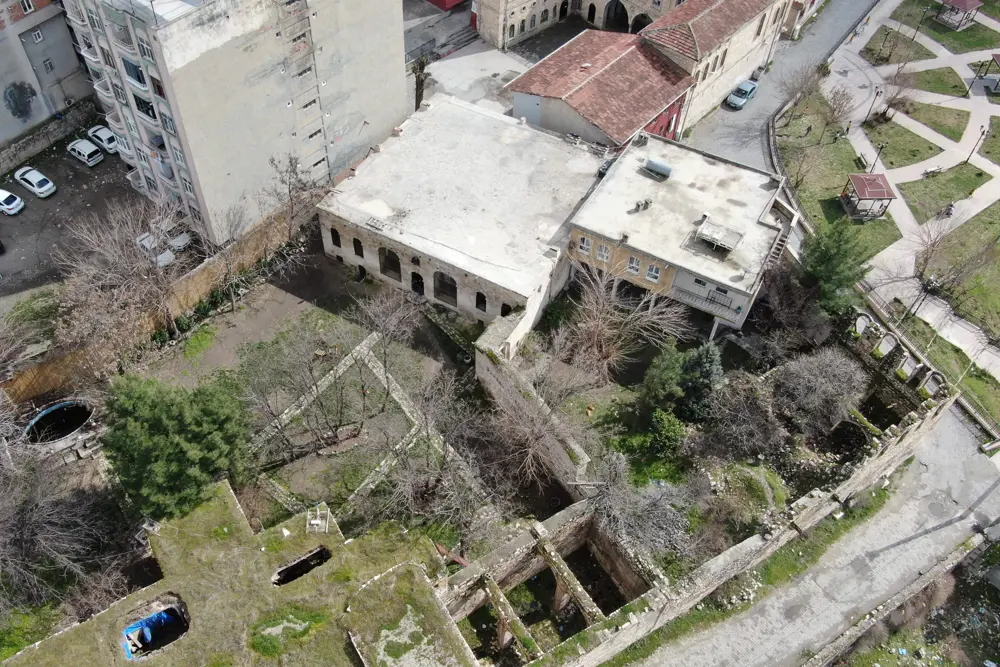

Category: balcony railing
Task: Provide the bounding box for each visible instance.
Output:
[77,43,100,63]
[111,26,135,53]
[93,77,113,98]
[106,108,123,129]
[668,286,742,322]
[126,169,144,193]
[136,110,159,128]
[66,5,87,25]
[124,75,148,92]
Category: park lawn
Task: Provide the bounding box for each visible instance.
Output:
[777,93,902,259]
[976,0,1000,21]
[904,99,970,141]
[910,67,970,97]
[981,115,1000,161]
[928,199,1000,334]
[896,162,992,223]
[893,0,1000,53]
[862,119,942,168]
[859,26,937,65]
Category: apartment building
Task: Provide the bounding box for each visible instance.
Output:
[568,133,794,339]
[1,0,91,144]
[63,0,408,244]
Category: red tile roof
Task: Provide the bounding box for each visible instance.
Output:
[848,173,895,200]
[505,31,694,144]
[942,0,984,11]
[642,0,778,60]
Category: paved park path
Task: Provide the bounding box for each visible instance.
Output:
[636,407,1000,667]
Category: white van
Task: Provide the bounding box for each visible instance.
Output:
[67,139,105,167]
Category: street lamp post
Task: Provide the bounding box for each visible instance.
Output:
[912,5,933,42]
[967,125,988,163]
[865,87,883,123]
[870,142,888,173]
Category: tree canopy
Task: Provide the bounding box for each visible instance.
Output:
[102,375,251,519]
[799,220,867,315]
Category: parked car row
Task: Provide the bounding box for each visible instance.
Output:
[136,219,192,268]
[1,124,118,216]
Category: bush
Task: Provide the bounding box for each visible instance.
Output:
[151,329,169,347]
[193,299,213,319]
[677,343,724,422]
[174,314,194,333]
[208,288,228,309]
[817,61,831,77]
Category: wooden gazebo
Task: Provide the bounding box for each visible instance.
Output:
[841,173,895,220]
[935,0,983,30]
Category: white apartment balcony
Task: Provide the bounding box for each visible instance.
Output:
[136,111,159,129]
[124,75,149,93]
[126,169,144,193]
[76,43,100,63]
[106,108,123,130]
[668,286,743,323]
[111,26,136,53]
[66,5,87,25]
[93,77,114,100]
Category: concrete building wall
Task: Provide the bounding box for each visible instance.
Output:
[569,226,679,295]
[319,210,531,322]
[671,267,753,322]
[784,0,827,39]
[682,0,786,125]
[154,0,408,244]
[0,0,89,145]
[512,93,612,144]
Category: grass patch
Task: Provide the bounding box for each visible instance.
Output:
[6,287,59,340]
[843,628,961,666]
[909,67,969,97]
[0,606,61,660]
[777,92,902,259]
[860,26,937,65]
[862,119,943,168]
[974,0,1000,22]
[897,162,991,223]
[248,604,330,657]
[893,0,1000,53]
[183,325,217,363]
[903,99,970,142]
[980,114,1000,161]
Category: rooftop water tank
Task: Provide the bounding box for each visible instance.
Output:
[644,158,672,179]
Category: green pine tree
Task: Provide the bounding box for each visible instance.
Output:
[677,343,724,422]
[638,341,686,416]
[799,219,867,315]
[102,374,251,519]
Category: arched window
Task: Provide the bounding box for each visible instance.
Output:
[378,247,401,281]
[476,292,487,311]
[520,19,525,33]
[509,24,515,38]
[530,14,536,28]
[500,303,512,316]
[719,48,728,69]
[587,3,595,22]
[541,8,549,22]
[711,55,719,72]
[330,228,341,247]
[353,238,363,258]
[433,271,458,307]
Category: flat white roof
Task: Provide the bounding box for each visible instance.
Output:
[105,0,203,26]
[571,136,783,291]
[318,95,603,298]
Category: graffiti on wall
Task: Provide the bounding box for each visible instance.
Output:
[4,81,38,122]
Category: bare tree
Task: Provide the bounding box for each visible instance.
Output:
[562,260,692,382]
[205,201,255,313]
[771,348,867,438]
[881,68,915,118]
[350,290,422,411]
[782,142,818,188]
[411,57,430,111]
[260,154,324,241]
[778,63,821,126]
[821,85,854,141]
[55,197,190,378]
[699,370,790,460]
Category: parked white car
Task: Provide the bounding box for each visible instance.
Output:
[0,189,25,215]
[67,139,105,167]
[136,221,191,267]
[14,167,56,198]
[86,125,119,154]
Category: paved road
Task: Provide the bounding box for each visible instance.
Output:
[637,407,1000,667]
[686,0,877,170]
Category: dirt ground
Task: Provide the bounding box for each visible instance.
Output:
[0,134,141,296]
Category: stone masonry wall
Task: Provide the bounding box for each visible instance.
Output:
[0,97,96,174]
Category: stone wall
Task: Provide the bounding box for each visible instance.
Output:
[0,96,96,174]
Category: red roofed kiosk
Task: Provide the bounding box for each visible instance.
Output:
[841,173,896,220]
[935,0,983,30]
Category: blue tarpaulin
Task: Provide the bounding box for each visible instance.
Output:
[121,609,181,660]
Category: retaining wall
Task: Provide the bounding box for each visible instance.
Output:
[0,97,97,174]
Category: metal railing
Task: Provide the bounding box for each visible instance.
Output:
[669,286,740,321]
[405,38,435,66]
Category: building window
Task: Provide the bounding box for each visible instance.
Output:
[136,149,149,166]
[137,36,155,61]
[20,0,34,13]
[652,0,661,5]
[144,174,158,192]
[711,55,719,72]
[476,292,487,312]
[122,58,146,86]
[719,48,728,69]
[541,8,548,22]
[301,98,317,109]
[353,238,364,258]
[715,286,729,294]
[578,236,591,254]
[31,29,43,43]
[181,175,194,194]
[330,228,341,247]
[151,76,166,99]
[162,113,176,135]
[596,244,610,262]
[509,24,515,38]
[667,114,676,134]
[296,65,313,77]
[113,83,128,104]
[124,115,138,136]
[501,303,512,316]
[519,19,525,33]
[87,9,102,30]
[571,0,582,9]
[114,133,130,152]
[292,32,308,43]
[100,46,114,67]
[172,147,185,166]
[755,14,766,37]
[530,14,536,28]
[308,128,322,139]
[694,278,707,287]
[312,157,326,168]
[772,7,782,24]
[42,58,54,73]
[627,256,640,274]
[646,264,660,283]
[133,94,156,120]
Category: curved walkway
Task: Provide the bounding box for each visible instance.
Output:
[826,0,1000,380]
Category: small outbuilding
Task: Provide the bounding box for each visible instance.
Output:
[935,0,983,31]
[841,173,895,220]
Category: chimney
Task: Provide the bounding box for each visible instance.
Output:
[392,126,403,136]
[419,101,431,111]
